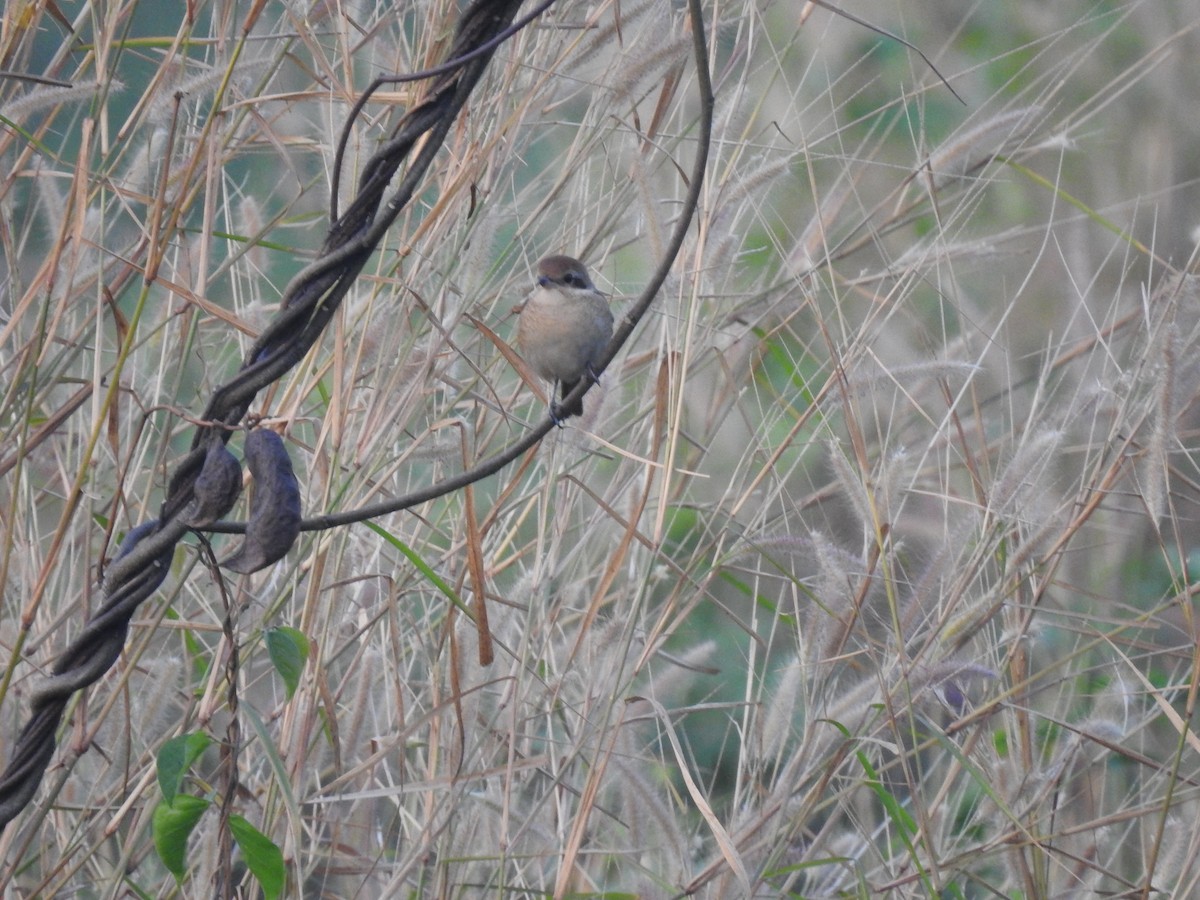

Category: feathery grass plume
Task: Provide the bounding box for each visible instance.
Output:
[800,832,871,897]
[807,530,859,660]
[31,162,70,249]
[402,429,467,463]
[1077,717,1125,745]
[826,440,874,536]
[145,60,236,126]
[924,105,1044,189]
[573,615,642,698]
[995,500,1073,578]
[729,530,826,565]
[1024,731,1084,801]
[609,31,692,107]
[630,150,668,264]
[893,234,1002,269]
[757,657,802,767]
[711,62,757,145]
[1085,670,1134,734]
[703,207,741,286]
[3,81,121,120]
[812,672,881,740]
[343,648,385,766]
[905,533,955,621]
[938,557,1020,646]
[874,444,911,524]
[759,673,886,829]
[236,195,268,274]
[1112,274,1200,522]
[343,284,386,373]
[787,176,854,279]
[612,713,690,884]
[1153,815,1197,895]
[570,0,659,75]
[722,153,798,211]
[989,427,1063,519]
[116,125,174,197]
[133,657,185,743]
[351,332,441,463]
[842,359,980,398]
[648,640,718,706]
[738,532,852,646]
[804,527,856,590]
[708,153,798,277]
[174,64,236,101]
[1142,327,1177,522]
[458,208,500,301]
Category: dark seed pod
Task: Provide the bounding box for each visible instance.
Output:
[182,439,243,528]
[221,429,302,574]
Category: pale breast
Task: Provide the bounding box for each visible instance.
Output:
[518,292,612,383]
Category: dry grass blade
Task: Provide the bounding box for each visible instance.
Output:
[640,694,752,894]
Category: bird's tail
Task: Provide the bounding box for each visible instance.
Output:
[558,379,584,418]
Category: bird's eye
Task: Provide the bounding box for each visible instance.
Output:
[564,273,584,288]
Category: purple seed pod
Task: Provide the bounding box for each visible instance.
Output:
[221,429,302,574]
[182,439,243,528]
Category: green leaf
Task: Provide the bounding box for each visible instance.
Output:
[156,732,212,805]
[244,704,303,831]
[229,814,286,900]
[265,627,309,699]
[152,795,209,880]
[366,522,472,616]
[856,750,918,835]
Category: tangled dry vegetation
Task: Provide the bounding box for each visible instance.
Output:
[2,0,1200,896]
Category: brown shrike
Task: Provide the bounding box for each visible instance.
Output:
[517,255,614,420]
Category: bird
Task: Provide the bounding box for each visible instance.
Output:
[517,254,614,420]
